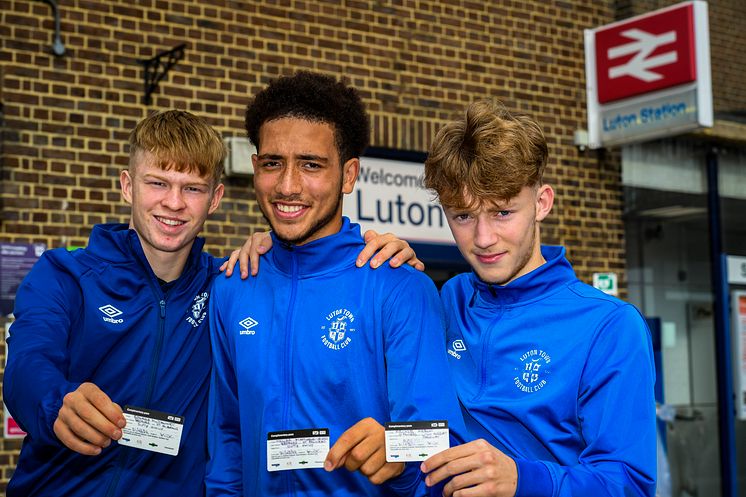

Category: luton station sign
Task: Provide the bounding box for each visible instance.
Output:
[584,1,712,148]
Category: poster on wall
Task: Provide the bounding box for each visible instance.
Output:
[0,242,45,317]
[733,291,746,421]
[4,320,26,438]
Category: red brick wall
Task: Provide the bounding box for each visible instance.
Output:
[3,0,742,487]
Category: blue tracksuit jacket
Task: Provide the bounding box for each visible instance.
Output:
[4,223,221,497]
[207,218,466,497]
[441,245,657,497]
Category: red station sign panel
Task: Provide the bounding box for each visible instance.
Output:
[594,3,697,104]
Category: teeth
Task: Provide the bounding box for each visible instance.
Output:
[276,204,303,213]
[157,217,184,226]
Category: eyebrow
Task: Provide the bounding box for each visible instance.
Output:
[489,203,516,211]
[256,153,329,163]
[141,172,210,186]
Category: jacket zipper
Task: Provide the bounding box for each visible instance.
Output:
[104,290,166,497]
[143,299,167,406]
[281,249,299,496]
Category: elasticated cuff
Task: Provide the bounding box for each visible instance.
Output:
[515,458,553,497]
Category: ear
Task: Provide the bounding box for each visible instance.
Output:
[120,170,133,205]
[208,183,225,215]
[535,184,554,222]
[341,157,359,195]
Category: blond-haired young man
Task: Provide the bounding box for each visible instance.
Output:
[4,110,226,497]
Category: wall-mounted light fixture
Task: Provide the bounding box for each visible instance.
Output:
[40,0,65,56]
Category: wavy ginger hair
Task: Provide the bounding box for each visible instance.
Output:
[424,100,548,209]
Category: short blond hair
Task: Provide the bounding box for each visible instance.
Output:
[128,110,226,185]
[424,100,548,209]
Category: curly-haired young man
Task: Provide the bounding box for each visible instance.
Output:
[206,71,466,497]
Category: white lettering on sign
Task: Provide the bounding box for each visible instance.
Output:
[608,29,677,82]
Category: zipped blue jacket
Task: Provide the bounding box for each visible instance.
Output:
[4,223,221,497]
[206,218,466,497]
[441,245,656,497]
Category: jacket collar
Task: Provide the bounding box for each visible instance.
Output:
[469,245,578,307]
[268,217,364,276]
[87,223,207,280]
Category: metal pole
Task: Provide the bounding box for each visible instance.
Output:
[706,147,738,497]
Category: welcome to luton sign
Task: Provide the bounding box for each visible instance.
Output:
[584,1,712,149]
[342,155,455,245]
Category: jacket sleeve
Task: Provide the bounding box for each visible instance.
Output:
[3,254,83,447]
[514,304,657,497]
[205,279,243,497]
[380,270,468,497]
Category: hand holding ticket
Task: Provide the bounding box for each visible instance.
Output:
[267,429,330,471]
[118,406,184,456]
[385,420,450,462]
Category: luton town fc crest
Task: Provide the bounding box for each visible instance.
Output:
[513,348,551,393]
[320,308,356,350]
[186,292,209,327]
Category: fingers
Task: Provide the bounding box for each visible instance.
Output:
[75,383,125,432]
[421,441,481,474]
[233,231,273,278]
[53,417,105,456]
[222,250,240,277]
[422,440,518,497]
[366,460,405,485]
[421,440,494,486]
[424,451,483,487]
[325,418,403,485]
[325,418,374,471]
[442,467,509,497]
[357,232,423,270]
[54,383,125,456]
[357,231,383,268]
[373,242,410,269]
[408,257,425,272]
[248,232,272,277]
[363,229,380,243]
[341,428,384,473]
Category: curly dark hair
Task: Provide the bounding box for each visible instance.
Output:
[245,71,370,164]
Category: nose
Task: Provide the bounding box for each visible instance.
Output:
[276,165,302,197]
[474,216,498,249]
[162,186,187,211]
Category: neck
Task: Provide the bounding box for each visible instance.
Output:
[526,228,546,273]
[140,243,191,283]
[526,245,547,274]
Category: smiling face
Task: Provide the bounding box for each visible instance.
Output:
[444,184,554,285]
[121,150,224,277]
[252,117,358,246]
